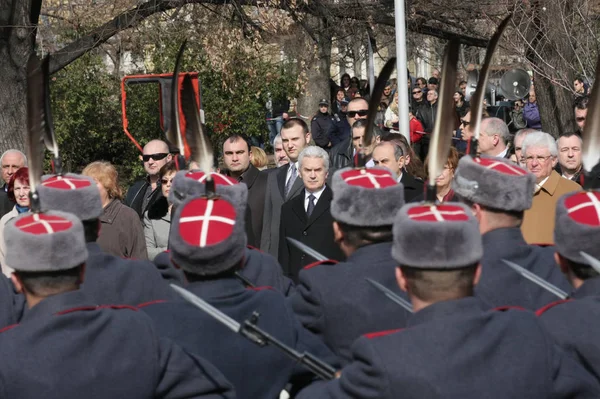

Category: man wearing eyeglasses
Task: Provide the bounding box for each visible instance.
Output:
[125,139,173,220]
[329,98,369,171]
[520,132,581,244]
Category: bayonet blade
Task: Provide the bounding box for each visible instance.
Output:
[582,54,600,172]
[469,14,511,147]
[170,284,241,333]
[286,237,328,262]
[366,278,413,313]
[502,259,568,299]
[579,251,600,275]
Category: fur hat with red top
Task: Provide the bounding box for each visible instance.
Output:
[331,167,404,226]
[555,191,600,264]
[169,170,247,208]
[5,210,88,272]
[452,155,535,212]
[169,188,246,276]
[37,174,103,221]
[392,203,482,269]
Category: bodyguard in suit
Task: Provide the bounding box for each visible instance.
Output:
[452,155,570,309]
[37,173,177,305]
[371,141,423,202]
[0,209,234,399]
[279,147,345,282]
[297,203,600,399]
[142,176,339,398]
[537,190,600,383]
[261,118,311,258]
[290,167,411,365]
[222,133,268,246]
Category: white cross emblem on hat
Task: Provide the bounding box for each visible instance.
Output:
[473,158,527,176]
[15,213,73,235]
[564,191,600,226]
[408,205,469,222]
[178,198,237,247]
[42,175,92,190]
[341,169,396,189]
[185,171,237,186]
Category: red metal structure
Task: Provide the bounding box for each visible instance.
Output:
[121,72,202,157]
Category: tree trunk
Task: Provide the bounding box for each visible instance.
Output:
[297,17,332,122]
[0,0,34,152]
[525,0,577,137]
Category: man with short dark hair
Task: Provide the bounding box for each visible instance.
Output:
[574,95,588,133]
[223,134,267,246]
[290,167,409,365]
[311,99,334,150]
[125,139,172,219]
[296,202,600,398]
[261,118,311,257]
[556,132,583,182]
[372,141,423,202]
[329,98,369,170]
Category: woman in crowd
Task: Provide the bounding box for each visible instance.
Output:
[384,92,400,130]
[453,90,469,127]
[250,146,269,170]
[144,162,176,260]
[0,167,30,275]
[424,147,459,203]
[82,161,147,260]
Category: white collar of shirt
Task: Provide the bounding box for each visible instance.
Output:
[305,186,326,212]
[286,161,299,184]
[496,147,508,159]
[365,158,375,168]
[396,172,403,183]
[535,175,550,193]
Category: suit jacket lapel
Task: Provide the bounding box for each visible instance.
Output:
[288,175,304,199]
[277,164,289,199]
[305,186,332,228]
[291,189,308,224]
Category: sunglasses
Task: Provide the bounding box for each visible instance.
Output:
[576,117,586,122]
[412,91,421,94]
[460,119,471,126]
[161,178,174,185]
[347,110,368,118]
[142,153,169,162]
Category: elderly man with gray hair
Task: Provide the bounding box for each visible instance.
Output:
[478,117,511,158]
[520,131,581,244]
[0,150,27,219]
[278,146,345,282]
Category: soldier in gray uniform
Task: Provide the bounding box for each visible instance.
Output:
[296,202,600,399]
[0,209,234,399]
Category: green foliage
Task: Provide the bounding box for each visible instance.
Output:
[50,38,297,189]
[50,53,162,189]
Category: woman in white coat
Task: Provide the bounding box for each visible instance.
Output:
[144,162,176,260]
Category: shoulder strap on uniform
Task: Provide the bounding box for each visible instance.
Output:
[303,259,338,270]
[535,299,573,316]
[0,324,18,333]
[364,328,403,339]
[246,286,274,292]
[137,300,168,308]
[56,304,138,316]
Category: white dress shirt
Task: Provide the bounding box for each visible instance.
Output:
[304,186,326,212]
